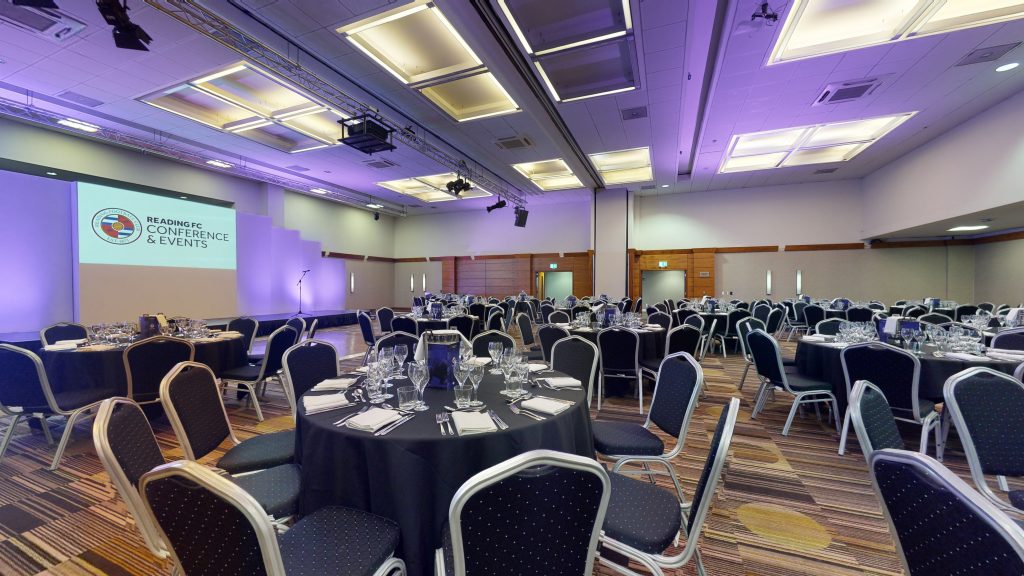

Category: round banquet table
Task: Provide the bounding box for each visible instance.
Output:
[36,335,246,396]
[295,371,593,576]
[795,339,1020,413]
[698,312,728,330]
[568,326,666,396]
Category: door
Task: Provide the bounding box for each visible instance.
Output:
[642,270,686,307]
[541,271,574,300]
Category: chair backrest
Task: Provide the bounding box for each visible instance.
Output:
[597,328,640,373]
[764,307,785,333]
[945,367,1024,481]
[261,326,298,378]
[226,317,259,352]
[472,330,515,358]
[978,302,995,313]
[485,310,505,332]
[735,317,766,361]
[448,315,475,341]
[358,312,376,346]
[571,305,590,319]
[793,300,808,322]
[869,449,1024,576]
[282,340,339,402]
[0,344,63,414]
[306,318,319,340]
[648,311,671,330]
[550,336,599,406]
[672,308,696,327]
[540,303,555,323]
[159,362,235,461]
[446,450,609,576]
[955,304,979,321]
[747,329,786,386]
[92,397,168,558]
[391,316,418,336]
[375,331,419,363]
[124,337,195,403]
[666,325,702,358]
[647,353,702,444]
[549,310,570,324]
[515,313,536,345]
[285,317,305,340]
[469,303,487,322]
[538,325,570,363]
[814,318,844,336]
[847,307,873,322]
[682,397,738,561]
[841,343,922,420]
[725,309,751,334]
[752,305,771,324]
[1016,362,1024,383]
[39,322,88,346]
[632,297,643,313]
[140,461,284,576]
[868,302,886,311]
[904,305,926,319]
[803,305,825,327]
[991,329,1024,352]
[376,307,395,333]
[849,380,905,461]
[683,314,705,332]
[919,312,953,325]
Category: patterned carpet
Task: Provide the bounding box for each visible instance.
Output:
[0,326,1003,575]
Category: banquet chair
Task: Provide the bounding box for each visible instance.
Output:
[955,304,980,322]
[598,327,642,413]
[219,326,298,422]
[141,460,405,576]
[305,318,319,340]
[550,336,599,407]
[538,325,570,363]
[666,299,677,311]
[514,313,544,360]
[919,312,953,325]
[868,301,886,311]
[849,380,905,462]
[485,310,505,332]
[648,311,672,331]
[358,312,377,364]
[123,336,195,405]
[375,331,419,364]
[752,304,771,324]
[868,449,1024,576]
[540,302,555,323]
[653,303,668,313]
[285,317,306,341]
[448,315,475,341]
[991,328,1024,351]
[468,303,487,324]
[0,343,115,470]
[471,330,515,358]
[802,305,826,335]
[600,397,738,576]
[391,316,418,337]
[94,397,300,551]
[814,318,844,336]
[766,307,785,337]
[633,297,644,313]
[594,352,703,506]
[978,302,996,313]
[227,317,259,359]
[785,301,808,340]
[39,322,88,346]
[549,310,570,324]
[434,450,608,576]
[903,305,927,319]
[711,309,750,357]
[839,342,939,457]
[617,300,629,313]
[1017,362,1024,382]
[944,367,1024,515]
[376,307,395,334]
[281,340,339,417]
[646,306,659,316]
[673,308,696,327]
[748,330,839,436]
[161,362,294,475]
[642,326,703,390]
[736,317,766,390]
[846,307,873,323]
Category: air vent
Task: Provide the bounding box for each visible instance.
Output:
[495,136,532,150]
[621,106,648,121]
[0,3,86,43]
[363,158,398,169]
[814,168,838,174]
[813,77,887,106]
[56,90,104,108]
[640,184,656,190]
[957,43,1021,67]
[285,164,310,172]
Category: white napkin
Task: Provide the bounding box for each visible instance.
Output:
[218,331,243,338]
[57,338,87,346]
[414,330,470,362]
[79,344,115,352]
[802,335,827,342]
[451,411,498,435]
[944,352,992,362]
[645,324,664,330]
[312,377,357,391]
[986,351,1024,362]
[44,342,78,351]
[521,397,571,415]
[554,323,571,328]
[466,357,491,366]
[988,348,1024,357]
[574,327,594,332]
[346,408,401,432]
[303,394,352,414]
[1007,308,1021,324]
[543,377,582,389]
[883,316,900,335]
[353,366,368,374]
[528,363,548,372]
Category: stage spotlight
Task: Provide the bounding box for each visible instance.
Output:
[445,177,471,196]
[514,207,529,228]
[96,0,152,51]
[12,0,60,8]
[374,211,380,221]
[486,199,507,213]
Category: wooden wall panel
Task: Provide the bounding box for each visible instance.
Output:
[530,252,593,298]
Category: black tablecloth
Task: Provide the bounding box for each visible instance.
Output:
[795,340,1019,413]
[36,336,246,396]
[295,372,593,576]
[825,309,846,319]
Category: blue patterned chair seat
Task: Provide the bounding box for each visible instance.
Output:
[592,421,664,456]
[603,471,681,554]
[231,464,300,518]
[279,506,400,576]
[218,430,295,474]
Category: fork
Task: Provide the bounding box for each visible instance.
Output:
[435,412,447,436]
[509,404,544,421]
[441,412,454,435]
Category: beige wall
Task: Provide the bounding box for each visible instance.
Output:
[715,245,975,304]
[974,239,1024,307]
[393,261,443,308]
[344,259,395,311]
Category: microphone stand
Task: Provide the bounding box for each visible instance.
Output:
[295,270,309,316]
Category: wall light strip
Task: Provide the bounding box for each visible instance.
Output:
[57,118,100,132]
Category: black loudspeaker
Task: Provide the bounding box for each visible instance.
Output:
[514,208,529,228]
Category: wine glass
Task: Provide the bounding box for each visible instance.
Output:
[468,364,484,407]
[393,344,409,378]
[487,342,503,374]
[408,361,429,411]
[453,359,471,397]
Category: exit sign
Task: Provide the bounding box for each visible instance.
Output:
[658,261,668,268]
[549,263,558,269]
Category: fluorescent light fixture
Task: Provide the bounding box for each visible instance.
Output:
[659,184,669,188]
[57,118,100,132]
[770,0,1024,65]
[377,172,493,202]
[410,274,415,292]
[498,0,633,55]
[192,64,247,85]
[421,273,426,292]
[720,113,915,173]
[947,225,989,232]
[310,188,330,194]
[796,270,803,294]
[367,203,384,209]
[205,159,233,168]
[350,272,355,294]
[45,171,57,176]
[589,147,653,185]
[512,158,584,191]
[997,62,1020,72]
[766,270,772,296]
[534,30,627,56]
[418,71,519,122]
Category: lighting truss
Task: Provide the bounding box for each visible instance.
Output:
[0,94,406,217]
[143,0,528,209]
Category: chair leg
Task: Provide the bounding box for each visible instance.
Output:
[694,547,708,576]
[50,409,87,471]
[638,377,644,415]
[782,395,802,436]
[838,408,852,455]
[36,413,54,445]
[246,383,265,422]
[739,362,750,390]
[0,414,23,462]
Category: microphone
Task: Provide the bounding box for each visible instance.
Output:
[302,269,311,273]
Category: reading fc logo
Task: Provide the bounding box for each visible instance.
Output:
[92,208,141,245]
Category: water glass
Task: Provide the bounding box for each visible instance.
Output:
[454,385,473,409]
[397,386,418,411]
[408,361,429,411]
[365,375,385,404]
[487,342,503,374]
[468,364,484,406]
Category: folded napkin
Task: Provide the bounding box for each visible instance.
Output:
[58,338,88,346]
[346,408,401,432]
[353,366,369,373]
[312,377,357,391]
[218,331,243,338]
[554,323,571,328]
[645,324,664,330]
[574,327,594,332]
[802,335,827,342]
[824,342,850,349]
[79,344,115,352]
[987,348,1024,357]
[986,351,1024,362]
[44,342,79,351]
[451,411,498,436]
[543,377,582,389]
[883,316,900,335]
[466,357,491,366]
[191,337,218,343]
[521,397,571,415]
[944,352,992,362]
[528,363,548,372]
[303,394,352,415]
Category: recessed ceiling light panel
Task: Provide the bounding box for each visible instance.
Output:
[589,147,653,185]
[377,172,493,203]
[512,158,584,190]
[497,0,632,55]
[418,71,519,121]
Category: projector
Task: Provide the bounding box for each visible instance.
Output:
[339,115,396,155]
